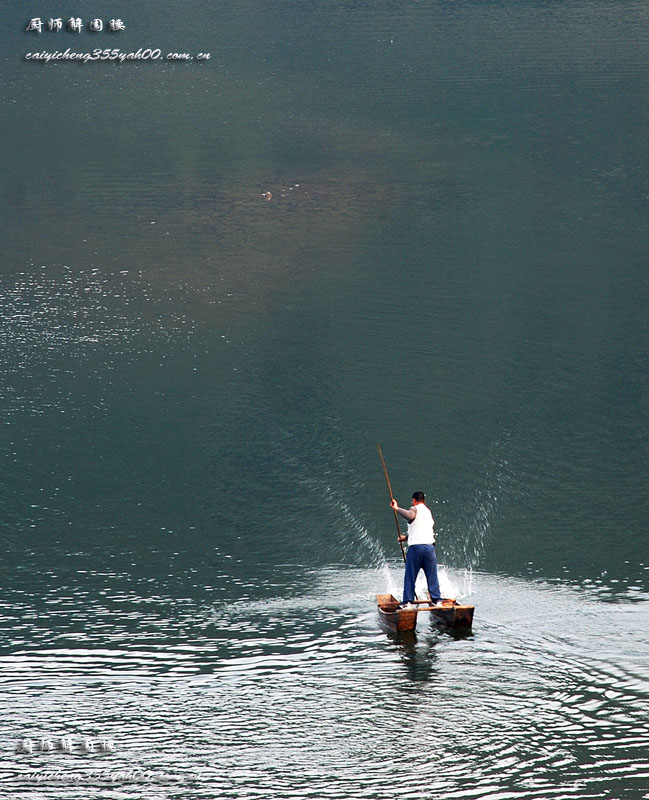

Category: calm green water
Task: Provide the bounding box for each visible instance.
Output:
[2,1,649,798]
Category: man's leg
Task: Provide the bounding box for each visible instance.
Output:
[421,545,442,603]
[402,546,422,604]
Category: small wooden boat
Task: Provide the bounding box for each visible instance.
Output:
[377,593,475,633]
[376,594,418,632]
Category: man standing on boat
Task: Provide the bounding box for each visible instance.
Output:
[391,492,442,607]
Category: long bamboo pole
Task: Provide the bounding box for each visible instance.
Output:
[377,443,406,564]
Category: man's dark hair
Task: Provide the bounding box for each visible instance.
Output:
[412,491,426,502]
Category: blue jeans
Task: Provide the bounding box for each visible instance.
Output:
[403,544,441,604]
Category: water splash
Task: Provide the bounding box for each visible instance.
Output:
[437,566,474,602]
[455,436,520,571]
[379,563,400,597]
[317,482,389,567]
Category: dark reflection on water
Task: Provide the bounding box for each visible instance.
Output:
[389,632,440,682]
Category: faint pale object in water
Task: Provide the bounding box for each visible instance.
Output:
[262,192,272,200]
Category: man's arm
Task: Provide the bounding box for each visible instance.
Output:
[391,499,416,522]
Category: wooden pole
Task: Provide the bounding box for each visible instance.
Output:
[377,443,406,563]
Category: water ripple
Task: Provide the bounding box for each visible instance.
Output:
[1,569,647,798]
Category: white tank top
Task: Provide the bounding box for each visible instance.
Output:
[407,503,435,545]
